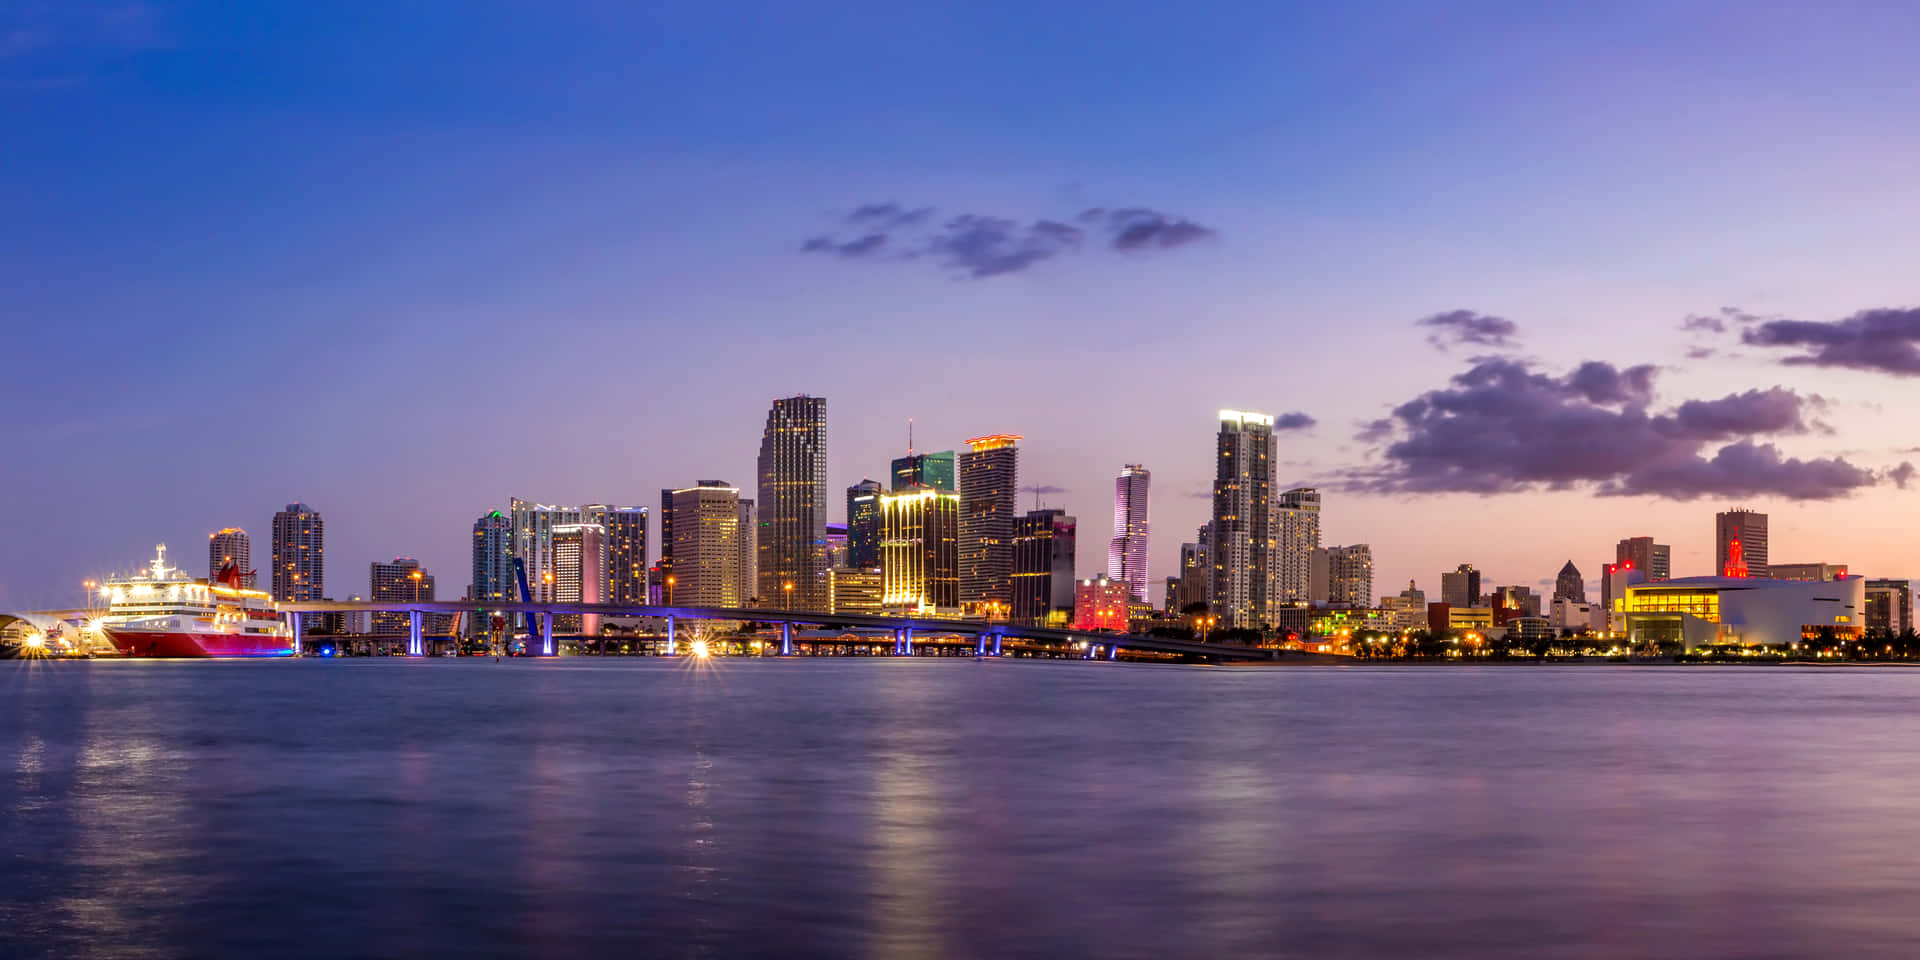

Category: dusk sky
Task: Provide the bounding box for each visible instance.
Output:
[6,1,1920,610]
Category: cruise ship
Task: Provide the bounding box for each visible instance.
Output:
[99,544,294,657]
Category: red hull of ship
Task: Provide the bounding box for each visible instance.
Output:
[107,630,294,658]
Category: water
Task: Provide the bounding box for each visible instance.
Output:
[5,659,1920,958]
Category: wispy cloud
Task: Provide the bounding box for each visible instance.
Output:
[799,202,1218,278]
[1417,309,1518,351]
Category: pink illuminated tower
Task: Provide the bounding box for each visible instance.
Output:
[1108,464,1151,604]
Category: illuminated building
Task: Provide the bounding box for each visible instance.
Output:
[1013,508,1076,624]
[879,487,960,613]
[1492,585,1541,622]
[1108,464,1152,603]
[658,488,676,594]
[370,558,434,634]
[1314,544,1373,608]
[1604,537,1672,614]
[827,566,884,615]
[1209,410,1275,629]
[667,482,749,607]
[208,528,253,588]
[1624,575,1863,648]
[892,449,957,493]
[1440,564,1479,608]
[1071,574,1130,632]
[756,395,829,611]
[1715,509,1769,578]
[271,502,324,603]
[959,434,1020,608]
[1865,579,1912,635]
[1550,597,1597,632]
[738,497,757,603]
[1169,531,1210,613]
[1272,487,1320,604]
[1553,561,1585,602]
[553,523,607,633]
[826,522,849,567]
[1769,562,1848,582]
[585,504,648,604]
[846,478,884,568]
[1448,606,1495,633]
[472,510,513,607]
[1386,580,1427,630]
[509,499,583,603]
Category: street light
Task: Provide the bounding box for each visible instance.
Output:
[666,575,675,605]
[82,580,96,609]
[783,581,794,611]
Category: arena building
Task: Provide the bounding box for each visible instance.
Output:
[1623,575,1865,649]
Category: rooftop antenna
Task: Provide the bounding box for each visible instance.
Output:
[907,417,915,456]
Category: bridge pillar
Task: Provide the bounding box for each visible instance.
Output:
[780,622,793,656]
[288,612,303,655]
[540,611,554,657]
[902,627,914,657]
[664,615,675,656]
[992,632,1003,657]
[1108,642,1119,661]
[975,632,988,656]
[408,610,423,657]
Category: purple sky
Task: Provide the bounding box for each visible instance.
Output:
[5,2,1920,610]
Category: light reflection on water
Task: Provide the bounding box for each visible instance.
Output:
[6,661,1920,957]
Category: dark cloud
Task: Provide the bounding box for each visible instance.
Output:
[1417,310,1518,351]
[1274,412,1316,431]
[847,202,933,229]
[1685,346,1716,360]
[1356,418,1394,444]
[1741,307,1920,375]
[801,201,1215,278]
[1020,484,1070,496]
[1355,356,1883,501]
[801,233,888,258]
[1891,462,1918,490]
[1184,489,1214,500]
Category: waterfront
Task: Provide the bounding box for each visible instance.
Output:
[7,660,1920,958]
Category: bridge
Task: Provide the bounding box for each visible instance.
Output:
[276,600,1280,662]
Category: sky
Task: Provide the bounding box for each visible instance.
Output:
[5,1,1920,611]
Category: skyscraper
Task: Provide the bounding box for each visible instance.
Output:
[1272,487,1321,604]
[369,557,433,634]
[509,498,584,603]
[756,395,829,610]
[1715,509,1769,579]
[1321,544,1373,607]
[1440,563,1480,608]
[892,450,957,492]
[472,510,514,607]
[1108,464,1151,603]
[1209,411,1275,628]
[1554,561,1585,602]
[738,497,758,604]
[846,478,884,568]
[208,528,252,587]
[271,503,324,602]
[552,522,607,633]
[585,504,648,604]
[959,434,1020,610]
[667,482,748,607]
[880,487,960,613]
[1013,507,1077,624]
[1602,537,1671,615]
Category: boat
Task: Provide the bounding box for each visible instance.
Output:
[98,544,295,658]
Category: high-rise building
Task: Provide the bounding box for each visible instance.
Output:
[584,505,648,605]
[1107,464,1152,603]
[1440,563,1479,608]
[1170,538,1210,613]
[1865,579,1912,635]
[1070,574,1131,632]
[1321,544,1373,607]
[1554,561,1585,602]
[552,522,607,633]
[1273,487,1321,604]
[756,395,829,611]
[1615,537,1671,581]
[825,522,849,567]
[370,557,433,634]
[658,488,676,589]
[1013,508,1077,624]
[472,510,514,607]
[879,487,960,613]
[958,434,1021,610]
[1387,580,1428,630]
[509,499,584,603]
[827,566,884,615]
[666,482,749,607]
[846,479,884,568]
[892,450,957,492]
[208,528,253,588]
[1209,411,1275,628]
[1715,509,1769,579]
[271,503,324,602]
[738,497,758,604]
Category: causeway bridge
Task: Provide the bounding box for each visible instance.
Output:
[276,600,1280,663]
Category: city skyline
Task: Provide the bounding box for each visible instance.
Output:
[7,4,1920,609]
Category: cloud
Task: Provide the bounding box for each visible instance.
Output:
[1354,355,1884,501]
[1020,484,1070,496]
[1417,310,1518,350]
[1685,346,1716,360]
[800,201,1215,278]
[1740,306,1920,375]
[1890,462,1917,490]
[1184,489,1214,500]
[1273,412,1316,431]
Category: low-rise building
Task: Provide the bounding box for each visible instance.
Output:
[1070,574,1130,632]
[1623,575,1865,648]
[827,566,884,616]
